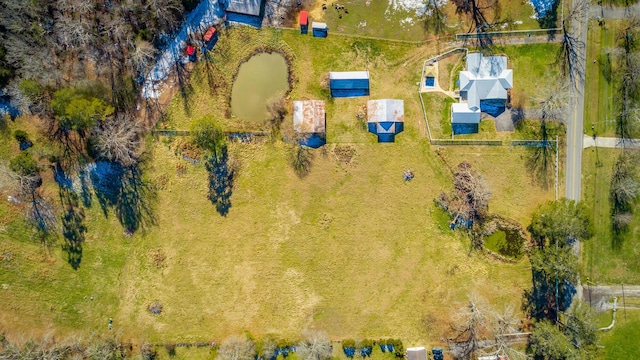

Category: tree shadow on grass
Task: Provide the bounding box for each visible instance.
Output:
[59,187,86,270]
[90,160,157,234]
[205,146,235,216]
[523,269,576,321]
[525,122,557,190]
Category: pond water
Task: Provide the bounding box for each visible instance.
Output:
[484,229,524,259]
[231,52,289,123]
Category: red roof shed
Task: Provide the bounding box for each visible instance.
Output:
[204,27,217,42]
[299,11,308,25]
[186,45,195,56]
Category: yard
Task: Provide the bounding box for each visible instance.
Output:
[581,18,640,285]
[0,27,556,349]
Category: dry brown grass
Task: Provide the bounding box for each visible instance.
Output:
[0,28,556,349]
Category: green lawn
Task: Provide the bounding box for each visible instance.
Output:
[598,310,640,360]
[584,20,626,137]
[0,27,555,347]
[582,148,640,284]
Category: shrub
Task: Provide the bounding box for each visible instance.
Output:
[342,339,356,358]
[141,342,157,360]
[147,301,163,315]
[359,339,373,357]
[378,339,387,352]
[164,343,176,357]
[9,152,38,176]
[13,129,29,143]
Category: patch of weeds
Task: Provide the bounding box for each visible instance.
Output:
[149,249,166,269]
[148,301,163,315]
[333,145,356,166]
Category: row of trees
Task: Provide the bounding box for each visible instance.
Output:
[217,331,332,360]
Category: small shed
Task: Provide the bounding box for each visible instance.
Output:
[406,347,427,360]
[312,22,328,37]
[329,71,370,98]
[226,0,266,28]
[300,11,309,34]
[293,100,326,148]
[203,26,219,50]
[424,65,436,88]
[186,45,196,62]
[367,99,404,142]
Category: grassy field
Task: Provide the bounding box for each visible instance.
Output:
[581,18,640,285]
[597,310,640,359]
[584,19,627,138]
[581,148,640,284]
[307,0,540,41]
[0,27,559,348]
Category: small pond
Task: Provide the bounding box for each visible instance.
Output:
[485,229,524,260]
[231,52,289,123]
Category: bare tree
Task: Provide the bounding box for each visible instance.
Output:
[217,335,256,360]
[129,39,157,76]
[290,143,314,178]
[452,295,491,360]
[424,0,447,35]
[452,0,498,49]
[92,113,143,166]
[297,330,332,360]
[438,161,492,226]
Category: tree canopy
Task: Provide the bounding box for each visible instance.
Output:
[190,115,226,156]
[528,199,593,248]
[51,88,114,134]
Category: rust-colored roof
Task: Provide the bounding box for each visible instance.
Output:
[293,100,326,133]
[204,27,217,42]
[367,99,404,124]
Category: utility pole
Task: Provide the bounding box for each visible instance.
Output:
[555,135,559,200]
[622,283,627,321]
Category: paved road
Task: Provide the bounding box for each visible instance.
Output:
[582,285,640,312]
[589,2,640,19]
[565,2,589,202]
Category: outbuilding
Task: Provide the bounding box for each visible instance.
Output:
[293,100,326,148]
[300,11,309,34]
[225,0,266,28]
[312,22,328,37]
[186,45,196,62]
[367,99,404,142]
[329,71,370,98]
[406,347,427,360]
[203,26,218,50]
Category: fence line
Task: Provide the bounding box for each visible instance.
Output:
[510,140,555,147]
[431,139,504,146]
[455,28,562,40]
[151,130,270,137]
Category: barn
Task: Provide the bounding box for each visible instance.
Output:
[367,99,404,143]
[293,100,326,148]
[300,11,309,34]
[329,71,370,98]
[225,0,265,28]
[451,52,513,134]
[312,22,328,37]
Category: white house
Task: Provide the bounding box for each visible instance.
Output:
[452,53,513,134]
